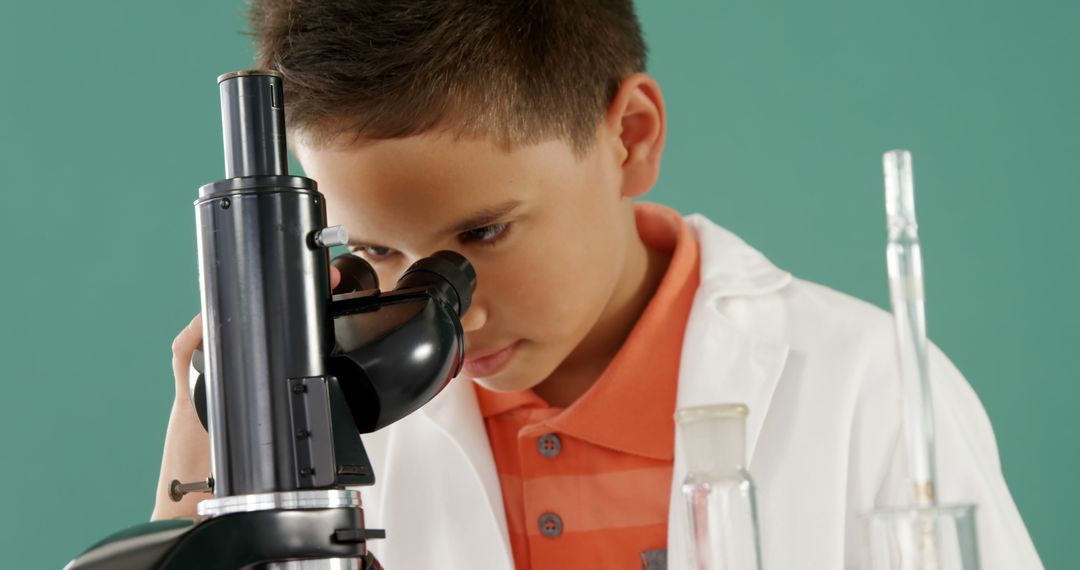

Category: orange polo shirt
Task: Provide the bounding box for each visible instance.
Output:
[474,202,700,569]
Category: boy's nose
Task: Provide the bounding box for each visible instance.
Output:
[459,301,487,333]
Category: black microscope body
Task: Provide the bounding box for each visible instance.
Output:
[65,70,476,569]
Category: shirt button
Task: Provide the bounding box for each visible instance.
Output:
[538,512,563,538]
[537,433,562,458]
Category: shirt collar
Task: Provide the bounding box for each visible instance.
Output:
[545,203,699,460]
[474,382,546,418]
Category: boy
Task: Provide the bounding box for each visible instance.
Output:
[153,1,1042,568]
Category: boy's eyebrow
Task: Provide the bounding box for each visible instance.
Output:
[443,199,523,234]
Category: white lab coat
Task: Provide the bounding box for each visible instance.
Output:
[354,214,1042,569]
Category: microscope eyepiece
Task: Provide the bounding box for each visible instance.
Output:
[331,254,380,294]
[396,251,477,316]
[218,70,288,178]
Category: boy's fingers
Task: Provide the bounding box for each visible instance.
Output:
[171,314,203,379]
[330,265,342,290]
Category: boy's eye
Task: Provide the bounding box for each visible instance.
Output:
[352,245,398,259]
[460,223,510,245]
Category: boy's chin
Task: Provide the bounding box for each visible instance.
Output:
[467,371,543,394]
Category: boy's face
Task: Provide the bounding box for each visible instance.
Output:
[295,131,636,393]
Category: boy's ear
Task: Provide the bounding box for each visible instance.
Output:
[603,73,667,198]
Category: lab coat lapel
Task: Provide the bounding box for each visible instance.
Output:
[419,377,514,569]
[667,215,792,569]
[678,215,792,454]
[675,303,790,458]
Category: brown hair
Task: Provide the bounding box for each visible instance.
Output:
[248,0,646,153]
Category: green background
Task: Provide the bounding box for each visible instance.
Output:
[1,0,1075,567]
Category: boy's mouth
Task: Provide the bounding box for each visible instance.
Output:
[463,341,521,379]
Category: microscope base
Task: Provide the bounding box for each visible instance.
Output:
[65,506,382,569]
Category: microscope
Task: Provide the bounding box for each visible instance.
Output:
[64,70,476,569]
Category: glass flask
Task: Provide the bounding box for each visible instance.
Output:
[676,403,762,570]
[867,504,980,570]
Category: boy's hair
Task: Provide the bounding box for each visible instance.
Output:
[248,0,646,153]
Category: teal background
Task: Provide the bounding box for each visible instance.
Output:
[0,0,1075,568]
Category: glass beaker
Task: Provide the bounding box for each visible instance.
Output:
[676,403,762,570]
[866,504,980,570]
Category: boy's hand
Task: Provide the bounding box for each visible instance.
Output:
[170,313,203,404]
[153,266,342,520]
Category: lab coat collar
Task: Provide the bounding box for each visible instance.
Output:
[685,213,792,301]
[676,213,792,459]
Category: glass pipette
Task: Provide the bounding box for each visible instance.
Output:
[883,149,938,508]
